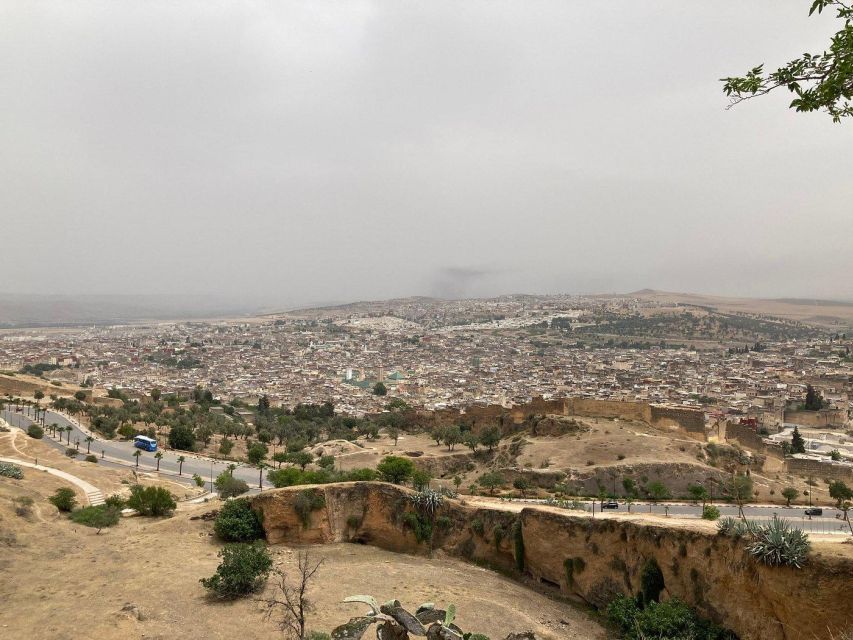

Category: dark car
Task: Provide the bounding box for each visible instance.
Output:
[602,501,619,510]
[804,507,823,516]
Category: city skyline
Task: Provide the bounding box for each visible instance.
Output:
[3,2,853,306]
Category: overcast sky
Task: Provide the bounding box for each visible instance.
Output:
[2,1,852,309]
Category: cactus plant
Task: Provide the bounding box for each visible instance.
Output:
[332,597,465,640]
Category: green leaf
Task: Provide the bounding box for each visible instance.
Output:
[343,595,379,615]
[444,603,456,627]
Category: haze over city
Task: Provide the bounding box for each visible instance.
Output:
[3,1,853,309]
[3,4,853,640]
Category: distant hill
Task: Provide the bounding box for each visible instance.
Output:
[0,294,259,328]
[621,290,853,330]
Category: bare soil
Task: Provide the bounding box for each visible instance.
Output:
[0,473,607,640]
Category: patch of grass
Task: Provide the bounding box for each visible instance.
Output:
[69,505,121,532]
[293,489,325,529]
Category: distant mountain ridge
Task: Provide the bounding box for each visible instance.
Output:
[0,294,259,328]
[622,290,853,329]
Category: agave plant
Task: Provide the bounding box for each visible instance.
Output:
[746,516,811,568]
[716,516,737,536]
[409,489,444,515]
[717,517,762,539]
[331,596,464,640]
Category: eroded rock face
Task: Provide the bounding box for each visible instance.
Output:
[253,483,853,640]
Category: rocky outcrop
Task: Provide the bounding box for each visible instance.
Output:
[253,482,853,640]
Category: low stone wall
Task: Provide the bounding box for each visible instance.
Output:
[786,457,853,481]
[783,409,847,428]
[253,482,853,640]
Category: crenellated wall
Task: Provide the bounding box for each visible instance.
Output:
[253,482,853,640]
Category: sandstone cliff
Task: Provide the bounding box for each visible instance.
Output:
[252,482,853,640]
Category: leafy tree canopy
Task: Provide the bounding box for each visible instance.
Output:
[722,1,853,121]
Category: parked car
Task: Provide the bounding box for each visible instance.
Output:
[602,501,619,510]
[804,507,823,516]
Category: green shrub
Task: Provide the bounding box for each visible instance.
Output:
[492,525,505,547]
[192,473,205,488]
[70,505,121,531]
[200,542,271,599]
[293,489,325,528]
[49,487,77,512]
[307,633,331,640]
[26,424,44,439]
[346,515,362,529]
[376,456,415,484]
[65,448,78,458]
[345,468,378,481]
[403,511,433,544]
[607,595,733,640]
[127,485,176,517]
[168,424,196,451]
[701,505,720,521]
[436,515,452,530]
[411,468,432,490]
[218,439,234,456]
[268,467,304,488]
[640,558,665,605]
[513,519,525,571]
[214,498,264,542]
[104,495,126,509]
[318,455,336,470]
[85,454,98,463]
[0,462,24,479]
[471,518,484,535]
[214,472,249,498]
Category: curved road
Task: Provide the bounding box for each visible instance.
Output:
[2,406,850,533]
[2,407,264,492]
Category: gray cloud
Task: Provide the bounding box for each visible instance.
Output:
[1,1,852,307]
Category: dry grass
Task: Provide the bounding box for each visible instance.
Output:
[0,473,605,640]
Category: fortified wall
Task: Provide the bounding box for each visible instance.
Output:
[253,483,853,640]
[786,457,853,482]
[783,408,848,428]
[0,375,81,400]
[410,396,706,440]
[724,421,767,451]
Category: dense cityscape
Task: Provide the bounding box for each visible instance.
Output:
[2,294,851,428]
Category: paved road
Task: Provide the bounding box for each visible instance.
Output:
[2,407,265,492]
[3,407,851,534]
[493,498,850,535]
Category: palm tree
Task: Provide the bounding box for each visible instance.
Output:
[34,390,44,407]
[155,451,163,471]
[85,436,94,454]
[133,449,142,468]
[51,422,58,437]
[257,462,268,490]
[65,426,73,444]
[177,455,185,476]
[227,463,237,477]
